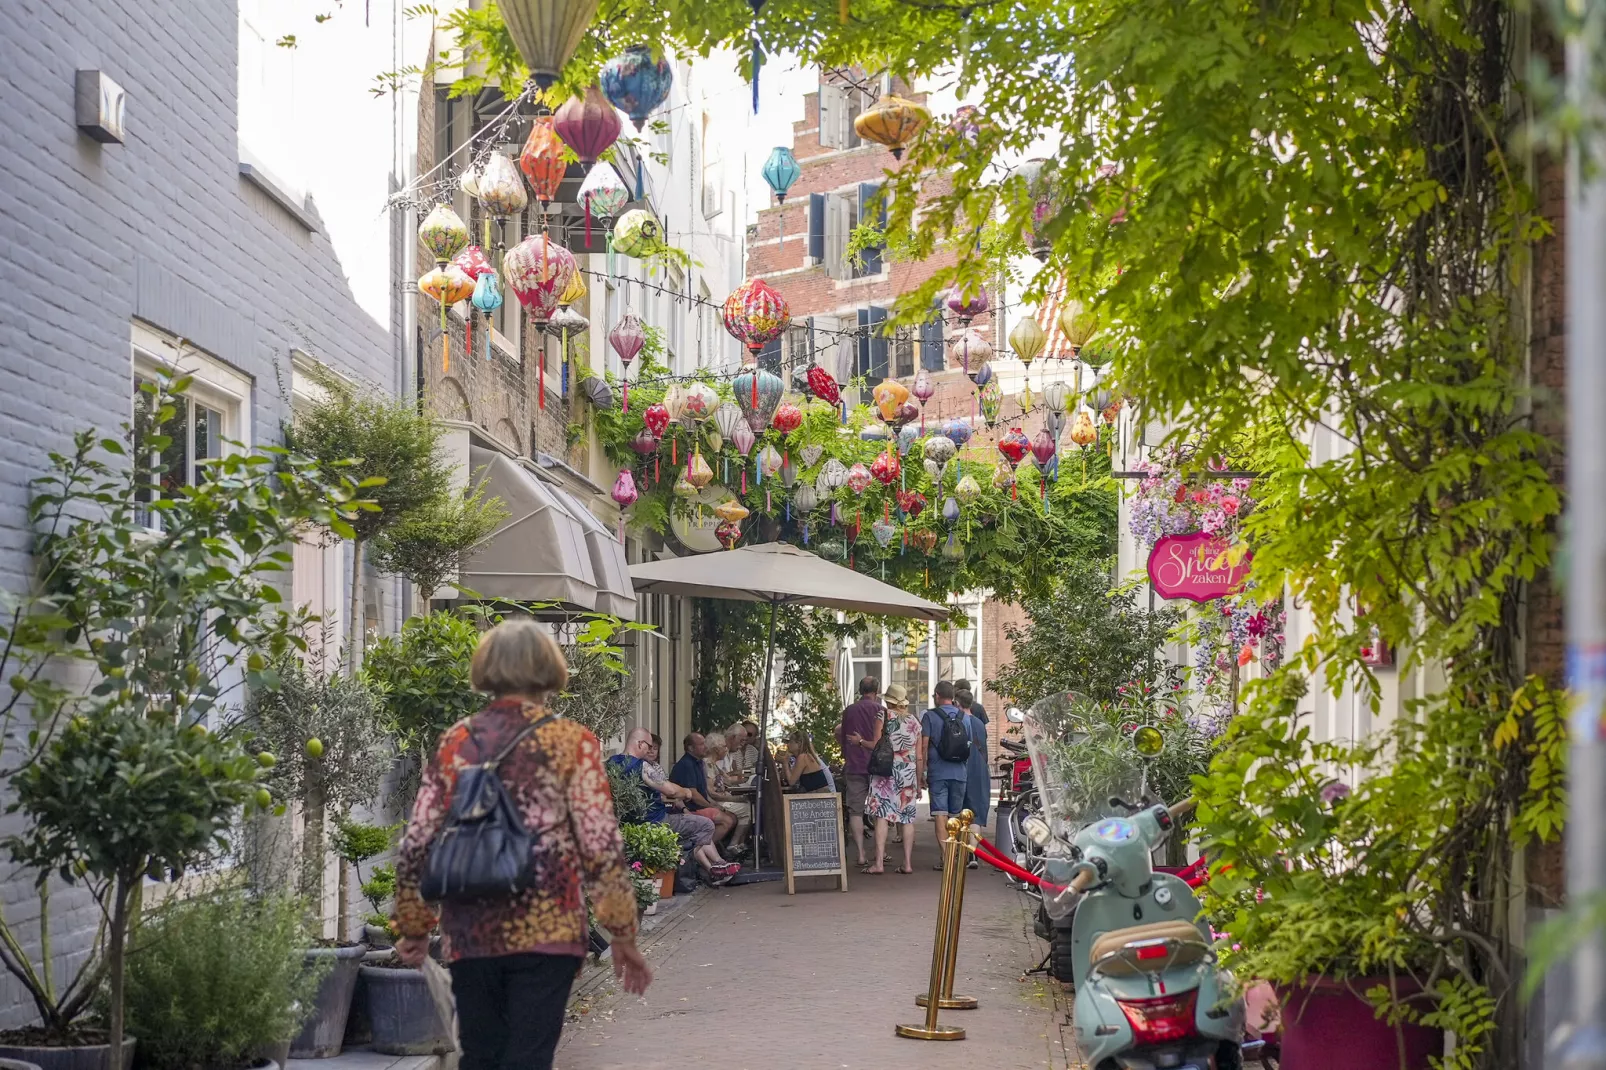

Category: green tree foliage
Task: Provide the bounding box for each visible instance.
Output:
[122,890,327,1070]
[369,480,509,603]
[286,374,453,667]
[362,609,486,771]
[989,558,1182,707]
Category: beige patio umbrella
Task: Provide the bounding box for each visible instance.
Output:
[630,542,949,879]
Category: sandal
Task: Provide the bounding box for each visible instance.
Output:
[896,866,914,874]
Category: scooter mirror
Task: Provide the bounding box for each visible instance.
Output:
[1006,706,1026,723]
[1133,724,1165,758]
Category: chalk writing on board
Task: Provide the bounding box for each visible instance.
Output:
[787,795,843,872]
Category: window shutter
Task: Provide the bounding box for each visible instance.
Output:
[825,196,847,280]
[920,299,945,371]
[808,193,826,263]
[856,308,871,380]
[819,83,843,148]
[759,336,782,374]
[868,305,889,383]
[857,183,885,275]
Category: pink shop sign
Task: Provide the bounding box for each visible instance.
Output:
[1147,532,1252,602]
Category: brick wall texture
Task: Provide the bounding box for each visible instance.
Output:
[0,2,401,1026]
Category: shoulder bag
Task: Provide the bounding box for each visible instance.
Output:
[867,711,896,778]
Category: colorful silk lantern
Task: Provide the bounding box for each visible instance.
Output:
[943,419,973,447]
[897,490,927,517]
[846,462,873,494]
[558,269,587,308]
[911,527,939,555]
[499,0,600,85]
[947,286,988,326]
[897,424,919,456]
[772,401,803,435]
[613,209,662,258]
[853,94,930,160]
[683,383,719,424]
[974,362,994,389]
[993,463,1017,493]
[722,279,791,355]
[643,403,671,438]
[979,380,1003,426]
[1069,405,1099,447]
[923,434,956,467]
[673,473,698,499]
[872,379,911,423]
[1010,315,1047,368]
[1057,301,1099,356]
[662,384,688,425]
[1103,397,1125,424]
[793,483,819,512]
[1031,428,1057,469]
[609,313,645,365]
[419,204,469,266]
[477,153,528,222]
[713,402,744,442]
[714,498,750,526]
[459,161,482,199]
[419,266,475,372]
[942,496,961,523]
[502,234,577,326]
[686,450,714,489]
[554,83,622,165]
[471,270,503,314]
[806,363,841,407]
[997,427,1030,468]
[1043,379,1071,415]
[870,450,900,486]
[630,429,661,455]
[758,444,784,479]
[518,116,569,208]
[454,245,494,280]
[952,327,993,378]
[911,367,935,427]
[800,444,824,468]
[871,518,897,549]
[762,146,801,203]
[611,468,639,509]
[579,164,629,249]
[955,474,982,505]
[733,366,784,431]
[716,520,742,548]
[599,46,674,131]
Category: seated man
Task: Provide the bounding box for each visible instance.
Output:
[607,728,739,885]
[669,733,738,846]
[702,732,752,851]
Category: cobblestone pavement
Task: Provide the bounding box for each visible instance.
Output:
[561,814,1081,1070]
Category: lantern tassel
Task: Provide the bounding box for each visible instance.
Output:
[655,455,660,481]
[465,311,472,361]
[672,438,677,465]
[636,157,644,200]
[623,379,629,413]
[741,468,748,494]
[751,37,761,114]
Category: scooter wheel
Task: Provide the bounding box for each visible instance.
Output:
[1050,924,1076,983]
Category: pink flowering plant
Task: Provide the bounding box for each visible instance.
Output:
[1129,446,1257,547]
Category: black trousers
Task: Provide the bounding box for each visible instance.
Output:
[448,952,582,1070]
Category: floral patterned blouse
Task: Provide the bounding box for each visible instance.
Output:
[394,699,638,962]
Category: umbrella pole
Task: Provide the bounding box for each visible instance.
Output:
[753,597,780,869]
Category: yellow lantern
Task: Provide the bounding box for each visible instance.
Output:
[1057,301,1099,356]
[686,449,714,489]
[853,94,931,160]
[1068,405,1099,447]
[1009,315,1046,367]
[872,379,912,422]
[558,269,587,308]
[714,498,750,525]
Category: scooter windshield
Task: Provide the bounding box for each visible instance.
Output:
[1022,692,1147,843]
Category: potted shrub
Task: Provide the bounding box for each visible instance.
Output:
[330,818,398,946]
[121,890,328,1070]
[359,864,398,947]
[244,668,390,1059]
[621,823,682,901]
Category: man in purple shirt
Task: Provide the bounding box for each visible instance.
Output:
[836,675,884,868]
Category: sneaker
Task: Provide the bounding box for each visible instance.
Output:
[711,862,741,885]
[966,859,979,870]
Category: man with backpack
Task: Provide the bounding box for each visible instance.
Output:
[919,680,983,870]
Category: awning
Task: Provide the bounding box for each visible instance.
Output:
[460,446,599,609]
[521,461,638,620]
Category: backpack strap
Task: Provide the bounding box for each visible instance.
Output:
[485,712,557,769]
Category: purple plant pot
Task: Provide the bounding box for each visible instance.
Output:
[1278,977,1442,1070]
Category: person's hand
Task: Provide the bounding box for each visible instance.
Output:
[395,934,429,968]
[611,937,653,995]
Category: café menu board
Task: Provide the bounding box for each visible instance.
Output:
[782,791,848,893]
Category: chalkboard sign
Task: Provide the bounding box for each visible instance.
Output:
[781,791,848,893]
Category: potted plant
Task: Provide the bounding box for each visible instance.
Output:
[330,818,398,946]
[244,668,391,1059]
[121,890,328,1070]
[359,864,398,947]
[630,865,661,916]
[359,957,454,1057]
[621,823,682,901]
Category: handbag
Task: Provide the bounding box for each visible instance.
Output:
[867,713,896,778]
[419,713,554,903]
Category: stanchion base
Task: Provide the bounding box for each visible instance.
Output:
[915,994,978,1009]
[894,1024,966,1041]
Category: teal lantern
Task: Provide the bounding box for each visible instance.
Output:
[762,146,801,204]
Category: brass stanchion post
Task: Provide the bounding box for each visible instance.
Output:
[895,817,966,1041]
[917,809,978,1010]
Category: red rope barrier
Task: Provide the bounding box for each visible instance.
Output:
[974,837,1065,894]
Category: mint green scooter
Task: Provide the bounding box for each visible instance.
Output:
[1023,695,1247,1070]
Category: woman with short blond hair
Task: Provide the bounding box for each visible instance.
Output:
[394,619,652,1070]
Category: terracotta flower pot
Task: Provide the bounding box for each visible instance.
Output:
[656,870,675,899]
[1277,976,1442,1070]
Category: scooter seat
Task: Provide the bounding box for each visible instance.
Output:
[1089,920,1211,978]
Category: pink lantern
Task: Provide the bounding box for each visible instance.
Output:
[870,450,900,486]
[643,403,671,438]
[947,286,988,327]
[609,313,646,412]
[722,279,791,356]
[846,463,873,494]
[554,83,622,166]
[1031,427,1057,468]
[912,366,935,430]
[629,429,660,455]
[453,244,494,280]
[502,235,577,325]
[611,468,639,509]
[772,402,803,436]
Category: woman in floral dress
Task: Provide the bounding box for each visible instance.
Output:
[865,683,920,874]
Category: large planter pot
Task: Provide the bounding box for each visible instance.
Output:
[1278,977,1442,1070]
[361,965,453,1056]
[289,945,366,1059]
[0,1037,135,1070]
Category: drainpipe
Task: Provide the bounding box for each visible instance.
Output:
[1558,2,1606,1065]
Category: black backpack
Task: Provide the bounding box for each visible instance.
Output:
[867,713,896,777]
[934,707,972,763]
[420,714,554,903]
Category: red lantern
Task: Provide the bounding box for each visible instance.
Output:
[772,402,803,435]
[806,364,840,406]
[1030,428,1057,468]
[870,449,900,486]
[643,403,671,438]
[452,244,494,279]
[553,83,622,166]
[630,429,660,455]
[722,279,791,355]
[897,490,927,517]
[997,427,1030,468]
[519,116,568,206]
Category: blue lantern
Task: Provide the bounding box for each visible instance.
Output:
[471,270,503,315]
[599,46,674,132]
[761,146,801,204]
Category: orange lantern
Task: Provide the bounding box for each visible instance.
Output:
[519,116,569,207]
[872,379,912,423]
[853,94,931,160]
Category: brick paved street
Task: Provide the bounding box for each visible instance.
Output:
[560,813,1080,1070]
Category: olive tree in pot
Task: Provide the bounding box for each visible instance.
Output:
[0,379,363,1070]
[121,889,328,1070]
[243,667,390,1058]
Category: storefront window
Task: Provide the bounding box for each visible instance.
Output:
[937,605,980,686]
[888,622,932,706]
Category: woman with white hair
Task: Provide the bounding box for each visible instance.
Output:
[703,732,752,854]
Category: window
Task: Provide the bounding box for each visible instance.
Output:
[666,265,685,369]
[133,383,223,520]
[818,76,886,150]
[697,281,716,367]
[893,329,915,380]
[701,112,723,220]
[937,615,980,686]
[784,325,810,381]
[888,622,933,706]
[848,626,884,697]
[819,184,885,281]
